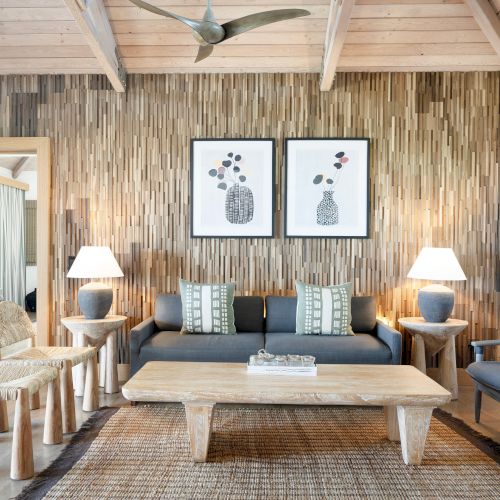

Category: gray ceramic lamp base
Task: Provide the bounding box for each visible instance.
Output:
[418,284,454,323]
[78,282,113,319]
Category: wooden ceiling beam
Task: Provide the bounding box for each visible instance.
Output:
[12,157,30,179]
[320,0,355,92]
[464,0,500,56]
[63,0,126,92]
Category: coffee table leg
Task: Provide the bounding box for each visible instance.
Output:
[440,336,458,400]
[183,402,215,462]
[397,406,433,465]
[384,406,400,441]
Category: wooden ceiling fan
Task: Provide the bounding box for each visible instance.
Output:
[128,0,311,62]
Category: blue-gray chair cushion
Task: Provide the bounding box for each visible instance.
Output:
[154,294,264,333]
[265,295,376,333]
[466,362,500,390]
[264,333,392,364]
[139,331,265,363]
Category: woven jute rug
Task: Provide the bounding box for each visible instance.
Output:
[18,404,499,499]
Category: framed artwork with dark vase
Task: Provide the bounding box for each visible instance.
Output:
[191,138,275,238]
[285,138,370,238]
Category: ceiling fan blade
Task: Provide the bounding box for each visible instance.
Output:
[203,0,217,23]
[221,9,310,40]
[128,0,204,34]
[195,44,214,63]
[128,0,224,44]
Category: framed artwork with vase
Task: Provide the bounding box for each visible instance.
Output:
[284,138,370,238]
[191,138,275,238]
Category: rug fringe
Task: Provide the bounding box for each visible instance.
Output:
[16,406,119,500]
[433,408,499,464]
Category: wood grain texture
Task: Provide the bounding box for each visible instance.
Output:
[1,1,500,73]
[397,405,433,465]
[61,359,76,433]
[42,376,63,445]
[11,388,33,480]
[384,405,400,441]
[122,362,452,406]
[83,353,99,411]
[0,72,498,367]
[184,402,214,463]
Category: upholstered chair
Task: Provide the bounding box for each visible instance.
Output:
[0,301,99,433]
[466,340,500,423]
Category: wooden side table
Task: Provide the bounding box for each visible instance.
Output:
[398,317,468,400]
[61,315,127,395]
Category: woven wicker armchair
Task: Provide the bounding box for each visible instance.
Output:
[0,301,99,434]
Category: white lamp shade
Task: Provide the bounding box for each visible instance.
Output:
[407,247,466,281]
[67,246,124,279]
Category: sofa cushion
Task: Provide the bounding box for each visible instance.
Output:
[265,295,377,334]
[265,296,297,333]
[234,296,264,332]
[155,295,183,331]
[466,362,500,390]
[139,331,264,363]
[154,294,264,333]
[265,333,392,364]
[351,296,376,332]
[295,281,353,335]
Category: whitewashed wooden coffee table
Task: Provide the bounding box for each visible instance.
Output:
[122,362,451,465]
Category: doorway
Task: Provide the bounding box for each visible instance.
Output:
[0,137,51,346]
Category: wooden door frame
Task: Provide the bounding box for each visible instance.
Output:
[0,137,52,346]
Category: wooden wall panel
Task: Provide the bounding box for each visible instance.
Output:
[0,72,498,367]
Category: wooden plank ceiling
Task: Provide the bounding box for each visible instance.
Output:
[0,0,500,77]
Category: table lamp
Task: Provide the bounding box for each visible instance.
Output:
[407,247,466,323]
[67,246,124,319]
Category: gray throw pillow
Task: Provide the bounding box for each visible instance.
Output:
[295,281,354,335]
[179,279,236,334]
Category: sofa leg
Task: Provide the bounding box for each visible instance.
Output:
[474,387,482,423]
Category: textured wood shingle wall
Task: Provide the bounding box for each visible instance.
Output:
[0,73,498,366]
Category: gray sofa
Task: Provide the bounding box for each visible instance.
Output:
[130,294,402,376]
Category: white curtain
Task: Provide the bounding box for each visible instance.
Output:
[0,183,26,306]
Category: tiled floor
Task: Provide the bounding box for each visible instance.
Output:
[0,370,498,499]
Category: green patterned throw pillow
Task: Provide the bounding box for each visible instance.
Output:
[179,279,236,334]
[295,281,354,336]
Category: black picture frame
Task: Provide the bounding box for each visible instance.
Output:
[190,138,276,238]
[284,137,370,239]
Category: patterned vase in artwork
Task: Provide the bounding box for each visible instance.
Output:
[316,191,338,225]
[225,184,254,224]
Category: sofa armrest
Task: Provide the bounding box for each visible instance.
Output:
[376,320,402,365]
[129,316,156,377]
[130,316,156,355]
[471,339,500,361]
